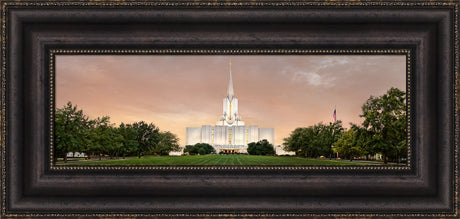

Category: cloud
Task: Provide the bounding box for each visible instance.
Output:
[291,70,336,87]
[280,56,353,87]
[318,57,350,69]
[56,55,405,145]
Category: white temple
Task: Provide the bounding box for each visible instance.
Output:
[185,61,274,153]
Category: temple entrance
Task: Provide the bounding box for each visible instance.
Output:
[221,149,239,154]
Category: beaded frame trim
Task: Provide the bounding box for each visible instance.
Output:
[48,49,412,171]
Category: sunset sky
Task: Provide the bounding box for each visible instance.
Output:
[56,55,406,145]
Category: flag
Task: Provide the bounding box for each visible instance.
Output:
[333,108,336,122]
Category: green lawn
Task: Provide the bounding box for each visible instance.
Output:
[57,155,386,165]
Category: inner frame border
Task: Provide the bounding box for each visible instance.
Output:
[49,49,412,171]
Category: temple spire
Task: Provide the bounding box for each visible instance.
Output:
[227,60,234,101]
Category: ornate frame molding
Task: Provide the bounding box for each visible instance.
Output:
[1,0,458,217]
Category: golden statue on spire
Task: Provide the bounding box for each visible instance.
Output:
[229,59,232,72]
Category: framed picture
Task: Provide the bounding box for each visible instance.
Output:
[53,54,408,166]
[1,0,458,217]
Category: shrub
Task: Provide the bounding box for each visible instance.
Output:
[184,143,215,155]
[247,139,275,155]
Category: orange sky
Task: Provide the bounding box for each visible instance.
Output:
[56,55,406,145]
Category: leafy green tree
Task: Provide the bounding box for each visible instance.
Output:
[54,102,90,163]
[110,127,125,159]
[195,143,215,155]
[55,101,183,161]
[282,127,308,156]
[335,129,366,161]
[131,121,161,158]
[283,127,317,157]
[86,116,116,160]
[360,87,406,163]
[155,131,180,155]
[348,123,374,160]
[307,123,326,157]
[247,139,275,155]
[322,121,345,158]
[197,147,207,155]
[184,145,198,155]
[184,143,215,155]
[283,121,344,158]
[117,123,139,158]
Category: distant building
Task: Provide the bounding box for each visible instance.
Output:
[186,61,274,154]
[66,152,87,158]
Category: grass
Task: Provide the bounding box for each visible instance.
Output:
[57,155,386,166]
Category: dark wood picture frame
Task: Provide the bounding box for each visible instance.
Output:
[0,0,458,217]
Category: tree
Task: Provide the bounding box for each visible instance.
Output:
[247,139,275,155]
[110,127,125,159]
[348,123,374,160]
[315,121,344,159]
[55,101,183,162]
[307,123,327,158]
[54,102,90,163]
[117,123,139,158]
[335,129,365,161]
[184,145,198,155]
[360,87,406,163]
[155,131,180,155]
[184,143,215,155]
[131,121,161,158]
[283,127,308,156]
[198,143,216,155]
[86,116,117,160]
[283,121,344,158]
